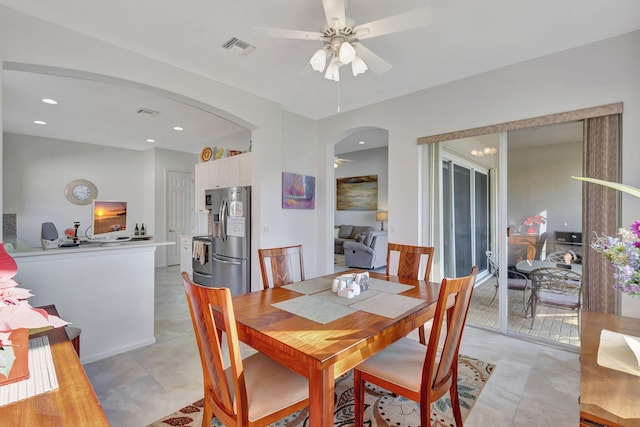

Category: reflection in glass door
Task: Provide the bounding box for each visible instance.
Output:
[442,159,488,278]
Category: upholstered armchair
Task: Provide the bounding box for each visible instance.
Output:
[343,231,388,269]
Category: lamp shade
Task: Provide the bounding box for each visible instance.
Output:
[339,41,356,64]
[324,58,341,82]
[376,211,388,221]
[351,55,368,76]
[309,48,327,72]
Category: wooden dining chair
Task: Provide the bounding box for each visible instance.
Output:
[258,245,305,289]
[182,272,309,427]
[386,243,435,344]
[354,266,478,427]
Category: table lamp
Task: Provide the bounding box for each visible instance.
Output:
[376,211,388,231]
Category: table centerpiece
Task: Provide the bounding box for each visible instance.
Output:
[573,177,640,297]
[0,242,68,385]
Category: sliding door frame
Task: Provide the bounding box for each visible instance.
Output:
[419,102,622,315]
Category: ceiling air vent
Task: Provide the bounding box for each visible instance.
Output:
[136,108,160,117]
[222,37,255,57]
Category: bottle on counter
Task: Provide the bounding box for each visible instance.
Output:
[135,224,140,236]
[141,223,146,236]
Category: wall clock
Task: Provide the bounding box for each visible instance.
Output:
[65,179,98,205]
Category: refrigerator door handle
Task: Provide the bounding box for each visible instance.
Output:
[219,198,227,242]
[212,256,243,266]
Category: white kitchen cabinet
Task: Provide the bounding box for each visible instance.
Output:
[194,162,210,213]
[238,153,252,185]
[194,153,252,212]
[180,235,193,278]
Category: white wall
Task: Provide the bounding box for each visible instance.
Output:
[317,31,640,316]
[262,111,319,279]
[3,133,145,249]
[0,7,321,290]
[334,147,388,229]
[150,148,200,266]
[508,141,582,240]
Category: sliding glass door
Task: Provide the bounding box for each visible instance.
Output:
[442,157,489,278]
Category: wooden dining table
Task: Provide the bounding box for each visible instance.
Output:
[228,270,441,427]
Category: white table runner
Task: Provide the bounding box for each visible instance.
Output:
[0,336,59,407]
[597,329,640,377]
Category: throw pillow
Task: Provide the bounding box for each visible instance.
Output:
[338,225,354,239]
[334,228,339,239]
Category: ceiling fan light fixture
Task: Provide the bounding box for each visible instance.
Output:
[339,41,356,64]
[309,48,327,72]
[351,55,368,76]
[325,58,341,82]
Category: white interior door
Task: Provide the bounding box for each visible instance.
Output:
[167,171,193,266]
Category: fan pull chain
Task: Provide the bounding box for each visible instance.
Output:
[337,80,341,113]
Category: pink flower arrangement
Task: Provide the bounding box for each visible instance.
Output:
[523,215,546,234]
[0,244,67,347]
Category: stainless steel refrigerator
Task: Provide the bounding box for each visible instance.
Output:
[205,186,250,295]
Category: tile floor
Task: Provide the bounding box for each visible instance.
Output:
[84,266,580,426]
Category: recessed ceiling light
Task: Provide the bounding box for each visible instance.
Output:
[173,126,184,131]
[33,120,47,125]
[41,98,58,105]
[146,139,156,143]
[358,141,365,145]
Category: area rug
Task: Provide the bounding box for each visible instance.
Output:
[148,355,494,427]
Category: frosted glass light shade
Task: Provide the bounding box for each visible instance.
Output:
[351,55,368,76]
[339,41,356,64]
[325,59,340,82]
[309,49,327,72]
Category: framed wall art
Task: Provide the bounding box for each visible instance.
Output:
[336,175,378,211]
[282,172,316,209]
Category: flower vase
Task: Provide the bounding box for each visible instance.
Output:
[0,328,30,386]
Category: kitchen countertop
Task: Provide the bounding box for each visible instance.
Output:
[10,239,174,258]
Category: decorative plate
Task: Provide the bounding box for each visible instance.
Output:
[200,146,213,162]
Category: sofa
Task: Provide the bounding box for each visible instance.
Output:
[334,225,374,254]
[343,231,388,270]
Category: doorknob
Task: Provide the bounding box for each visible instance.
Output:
[168,229,175,233]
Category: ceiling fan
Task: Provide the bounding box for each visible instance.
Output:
[253,0,432,82]
[334,156,354,168]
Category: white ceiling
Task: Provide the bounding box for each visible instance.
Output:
[1,0,639,154]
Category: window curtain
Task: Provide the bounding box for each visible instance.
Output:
[582,114,620,314]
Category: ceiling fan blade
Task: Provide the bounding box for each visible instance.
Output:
[252,26,323,41]
[353,42,392,75]
[354,6,432,40]
[322,0,346,29]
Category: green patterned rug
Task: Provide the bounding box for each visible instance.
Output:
[148,355,494,427]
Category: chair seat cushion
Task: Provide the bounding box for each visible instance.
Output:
[537,290,579,308]
[355,337,428,393]
[229,352,308,422]
[507,278,530,291]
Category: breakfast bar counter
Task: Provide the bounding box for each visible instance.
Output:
[11,240,174,363]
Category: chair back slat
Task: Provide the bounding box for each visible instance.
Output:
[422,266,478,399]
[531,267,582,296]
[182,272,247,426]
[258,245,305,289]
[387,243,434,281]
